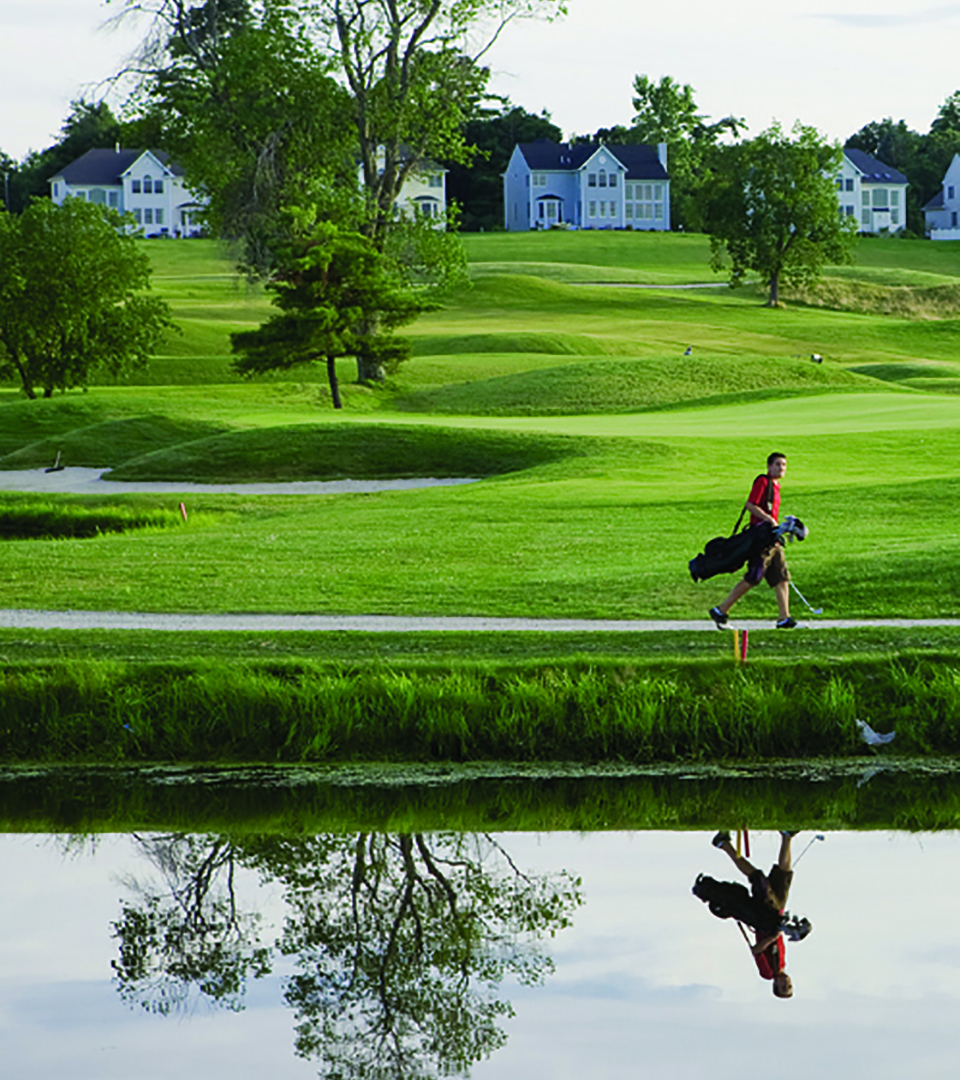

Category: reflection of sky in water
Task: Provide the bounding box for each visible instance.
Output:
[2,830,958,1079]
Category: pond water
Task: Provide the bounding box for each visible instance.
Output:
[2,826,959,1079]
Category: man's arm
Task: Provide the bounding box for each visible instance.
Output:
[744,501,777,526]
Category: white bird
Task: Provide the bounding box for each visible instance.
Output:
[856,719,895,746]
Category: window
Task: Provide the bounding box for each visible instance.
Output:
[588,173,597,188]
[133,208,142,224]
[532,173,546,187]
[156,209,164,225]
[954,211,958,228]
[525,175,529,188]
[598,170,607,188]
[625,203,633,220]
[625,184,633,199]
[862,210,871,227]
[429,174,442,188]
[950,185,956,200]
[845,205,855,216]
[845,178,854,191]
[74,190,86,200]
[108,191,119,208]
[599,201,606,217]
[608,172,617,188]
[609,201,616,218]
[131,179,141,193]
[546,201,557,221]
[891,209,899,225]
[144,208,154,225]
[654,203,663,220]
[861,191,870,206]
[588,201,596,217]
[836,179,843,190]
[53,183,59,197]
[154,179,164,194]
[654,185,663,200]
[890,190,899,207]
[89,188,106,205]
[143,177,153,194]
[872,188,888,208]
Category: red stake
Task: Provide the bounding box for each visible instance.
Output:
[740,629,749,664]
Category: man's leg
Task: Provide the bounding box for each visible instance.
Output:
[712,832,757,880]
[775,579,790,620]
[717,578,753,615]
[778,832,793,873]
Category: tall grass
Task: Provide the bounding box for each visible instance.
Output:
[2,656,958,765]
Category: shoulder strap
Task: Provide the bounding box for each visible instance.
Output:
[733,475,769,533]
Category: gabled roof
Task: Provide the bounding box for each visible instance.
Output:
[516,140,668,180]
[843,148,908,185]
[923,190,945,211]
[52,148,185,185]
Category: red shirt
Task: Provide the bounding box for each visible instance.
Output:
[748,474,780,527]
[754,934,786,979]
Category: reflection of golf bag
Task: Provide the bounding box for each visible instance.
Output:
[688,524,776,584]
[691,874,782,935]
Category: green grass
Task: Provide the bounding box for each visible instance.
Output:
[0,494,190,540]
[1,652,957,765]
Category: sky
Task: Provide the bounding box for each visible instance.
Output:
[2,0,960,161]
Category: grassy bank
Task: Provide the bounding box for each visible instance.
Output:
[1,651,957,765]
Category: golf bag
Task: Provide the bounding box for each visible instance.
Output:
[691,874,783,936]
[688,523,776,583]
[688,516,808,583]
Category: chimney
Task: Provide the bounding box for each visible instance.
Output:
[658,142,668,171]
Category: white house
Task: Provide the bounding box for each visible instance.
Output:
[361,149,448,223]
[836,149,908,233]
[49,148,204,236]
[502,140,670,232]
[922,153,960,240]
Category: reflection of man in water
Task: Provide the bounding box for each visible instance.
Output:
[711,830,797,998]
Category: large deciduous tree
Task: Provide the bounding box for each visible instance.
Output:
[0,199,172,398]
[630,74,743,231]
[703,122,857,307]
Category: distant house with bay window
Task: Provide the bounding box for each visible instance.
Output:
[836,149,908,233]
[49,148,204,236]
[503,139,670,231]
[922,153,960,240]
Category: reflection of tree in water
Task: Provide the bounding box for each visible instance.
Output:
[112,834,271,1014]
[111,832,581,1077]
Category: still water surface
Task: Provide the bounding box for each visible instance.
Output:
[2,829,958,1079]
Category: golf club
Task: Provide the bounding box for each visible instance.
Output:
[793,834,825,866]
[790,581,823,614]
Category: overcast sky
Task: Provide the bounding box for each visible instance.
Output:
[2,0,960,161]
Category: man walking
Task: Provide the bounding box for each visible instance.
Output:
[709,452,797,629]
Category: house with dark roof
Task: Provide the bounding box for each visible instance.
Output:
[836,149,908,233]
[922,153,960,239]
[503,140,670,231]
[49,148,205,236]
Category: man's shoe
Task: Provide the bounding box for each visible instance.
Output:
[711,830,731,848]
[776,617,798,629]
[709,607,728,629]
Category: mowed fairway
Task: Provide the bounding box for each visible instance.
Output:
[1,232,959,621]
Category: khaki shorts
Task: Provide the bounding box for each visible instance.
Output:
[744,543,790,588]
[750,864,794,912]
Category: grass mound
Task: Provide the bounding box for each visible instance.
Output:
[0,415,230,469]
[0,398,122,459]
[106,423,591,482]
[411,331,636,357]
[0,494,184,540]
[395,355,884,416]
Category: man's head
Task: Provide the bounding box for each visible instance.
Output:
[773,972,794,998]
[767,452,787,479]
